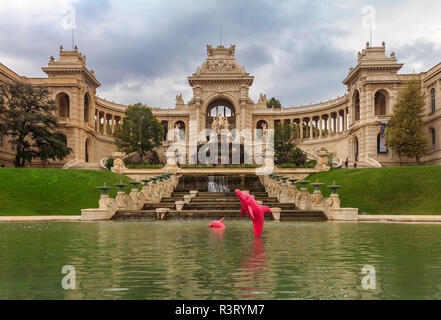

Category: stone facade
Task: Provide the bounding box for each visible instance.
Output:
[1,42,441,167]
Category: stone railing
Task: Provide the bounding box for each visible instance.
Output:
[81,172,180,221]
[261,174,358,221]
[366,155,382,168]
[62,156,80,169]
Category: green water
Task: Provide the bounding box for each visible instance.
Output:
[1,220,441,300]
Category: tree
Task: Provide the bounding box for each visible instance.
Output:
[0,83,72,167]
[113,103,162,160]
[274,123,294,163]
[266,97,282,109]
[386,79,428,163]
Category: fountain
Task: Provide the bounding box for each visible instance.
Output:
[327,180,343,194]
[115,180,128,192]
[208,176,230,192]
[97,182,111,195]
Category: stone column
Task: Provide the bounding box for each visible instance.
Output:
[328,113,332,136]
[343,108,347,132]
[319,116,323,138]
[103,114,107,135]
[333,114,336,135]
[309,118,313,139]
[337,111,341,133]
[111,115,115,135]
[300,118,304,139]
[94,110,98,131]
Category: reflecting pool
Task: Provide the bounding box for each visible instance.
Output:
[1,221,441,299]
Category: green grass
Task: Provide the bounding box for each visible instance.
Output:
[305,166,441,215]
[1,166,441,216]
[0,168,132,216]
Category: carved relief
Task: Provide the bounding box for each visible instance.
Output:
[204,60,235,72]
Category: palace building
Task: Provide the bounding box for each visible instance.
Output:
[0,42,440,168]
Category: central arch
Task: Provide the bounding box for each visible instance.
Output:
[205,97,236,130]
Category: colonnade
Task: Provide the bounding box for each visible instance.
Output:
[94,110,122,136]
[266,107,350,140]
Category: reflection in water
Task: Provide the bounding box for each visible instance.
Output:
[235,237,271,299]
[1,221,441,299]
[209,227,225,240]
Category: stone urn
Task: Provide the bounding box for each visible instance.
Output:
[155,208,170,220]
[183,194,193,204]
[175,200,185,211]
[271,207,281,221]
[317,149,330,171]
[189,190,198,198]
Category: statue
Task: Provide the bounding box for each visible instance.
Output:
[212,113,230,134]
[261,122,267,138]
[175,93,184,104]
[258,93,267,103]
[174,123,181,141]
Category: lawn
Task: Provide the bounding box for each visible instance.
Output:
[0,168,132,216]
[1,166,441,216]
[306,166,441,215]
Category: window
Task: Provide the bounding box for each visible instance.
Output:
[375,91,387,116]
[84,94,90,123]
[354,91,360,121]
[430,128,436,148]
[56,93,70,118]
[431,88,436,113]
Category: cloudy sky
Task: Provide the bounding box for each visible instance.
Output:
[1,0,440,108]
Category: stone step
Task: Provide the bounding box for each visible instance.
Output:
[113,209,326,221]
[171,192,269,197]
[182,202,296,210]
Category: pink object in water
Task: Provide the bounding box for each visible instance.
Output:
[234,189,272,237]
[208,217,226,229]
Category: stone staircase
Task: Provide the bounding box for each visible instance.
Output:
[113,177,327,221]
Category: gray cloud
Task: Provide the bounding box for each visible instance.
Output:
[0,0,439,108]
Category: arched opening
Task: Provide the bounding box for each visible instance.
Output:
[206,98,236,131]
[353,90,360,121]
[59,133,68,146]
[161,121,168,141]
[256,120,268,139]
[85,138,90,163]
[174,121,186,141]
[375,90,387,116]
[430,128,436,149]
[431,88,436,113]
[56,92,70,118]
[84,93,90,123]
[354,136,359,161]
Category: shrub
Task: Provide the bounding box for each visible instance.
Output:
[105,157,115,170]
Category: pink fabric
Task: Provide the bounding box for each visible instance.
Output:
[234,189,272,237]
[208,217,226,229]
